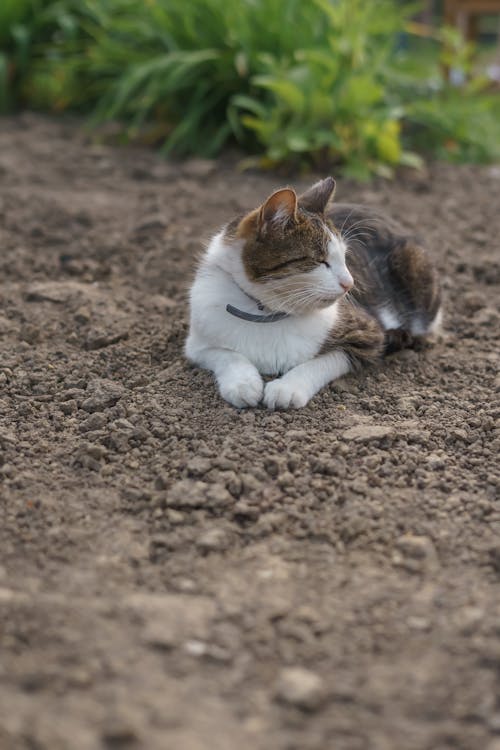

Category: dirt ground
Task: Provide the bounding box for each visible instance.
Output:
[0,114,499,750]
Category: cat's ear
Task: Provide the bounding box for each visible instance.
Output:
[259,188,297,232]
[298,177,336,214]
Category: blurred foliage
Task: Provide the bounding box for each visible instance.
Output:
[0,0,499,177]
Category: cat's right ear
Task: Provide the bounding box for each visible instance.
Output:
[259,188,297,233]
[298,176,336,214]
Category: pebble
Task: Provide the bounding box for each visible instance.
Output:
[25,281,87,304]
[196,527,230,553]
[81,379,126,413]
[74,305,91,323]
[182,158,216,178]
[186,457,212,477]
[85,327,129,350]
[274,667,326,711]
[396,534,436,560]
[165,479,232,510]
[127,592,216,649]
[343,425,395,442]
[79,413,108,432]
[60,400,78,415]
[101,718,138,747]
[233,501,260,521]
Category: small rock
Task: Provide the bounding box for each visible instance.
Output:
[133,216,167,234]
[184,639,208,657]
[454,606,484,635]
[121,487,148,504]
[101,718,138,747]
[450,428,468,442]
[462,291,484,313]
[233,501,260,521]
[142,619,178,650]
[60,388,86,402]
[166,509,184,525]
[26,281,84,304]
[196,527,230,553]
[275,667,326,711]
[488,714,500,734]
[154,474,168,491]
[224,471,243,498]
[396,534,436,560]
[407,616,431,631]
[473,307,499,326]
[343,425,395,442]
[186,457,212,477]
[0,428,17,445]
[85,327,129,350]
[264,457,281,478]
[19,324,40,344]
[79,413,108,432]
[127,592,216,649]
[165,479,232,510]
[74,306,91,324]
[241,473,262,494]
[426,453,445,470]
[81,379,125,413]
[182,158,216,178]
[393,534,439,573]
[205,483,233,509]
[0,315,19,335]
[83,443,107,460]
[60,400,78,415]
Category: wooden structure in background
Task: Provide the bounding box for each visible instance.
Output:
[444,0,500,42]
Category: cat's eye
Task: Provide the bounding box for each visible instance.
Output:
[321,261,331,269]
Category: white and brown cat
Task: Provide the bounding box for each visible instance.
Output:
[185,177,441,409]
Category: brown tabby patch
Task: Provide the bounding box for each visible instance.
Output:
[388,242,441,322]
[224,184,338,283]
[225,208,330,282]
[320,299,384,367]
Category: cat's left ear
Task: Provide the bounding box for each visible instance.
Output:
[259,188,297,233]
[298,176,336,214]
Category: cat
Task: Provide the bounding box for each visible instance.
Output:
[185,177,441,410]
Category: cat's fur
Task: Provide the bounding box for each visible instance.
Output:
[185,177,441,409]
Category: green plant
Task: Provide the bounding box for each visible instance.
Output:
[231,0,418,178]
[398,27,500,163]
[1,0,499,176]
[0,0,86,113]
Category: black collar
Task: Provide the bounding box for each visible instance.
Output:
[225,283,290,324]
[226,304,289,323]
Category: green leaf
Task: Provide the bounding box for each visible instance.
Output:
[252,75,305,111]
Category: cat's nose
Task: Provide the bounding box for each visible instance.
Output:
[340,279,353,292]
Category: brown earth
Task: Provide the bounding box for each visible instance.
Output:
[0,114,499,750]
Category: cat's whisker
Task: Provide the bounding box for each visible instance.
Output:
[342,226,372,243]
[342,234,369,250]
[343,232,371,244]
[343,226,372,240]
[272,287,326,310]
[338,206,358,236]
[340,217,372,238]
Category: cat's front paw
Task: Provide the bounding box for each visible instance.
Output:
[219,370,264,408]
[264,378,311,410]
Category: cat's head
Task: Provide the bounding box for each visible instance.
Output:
[223,177,353,314]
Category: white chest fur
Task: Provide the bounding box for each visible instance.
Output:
[186,262,338,376]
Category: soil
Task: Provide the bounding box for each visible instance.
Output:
[0,114,499,750]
